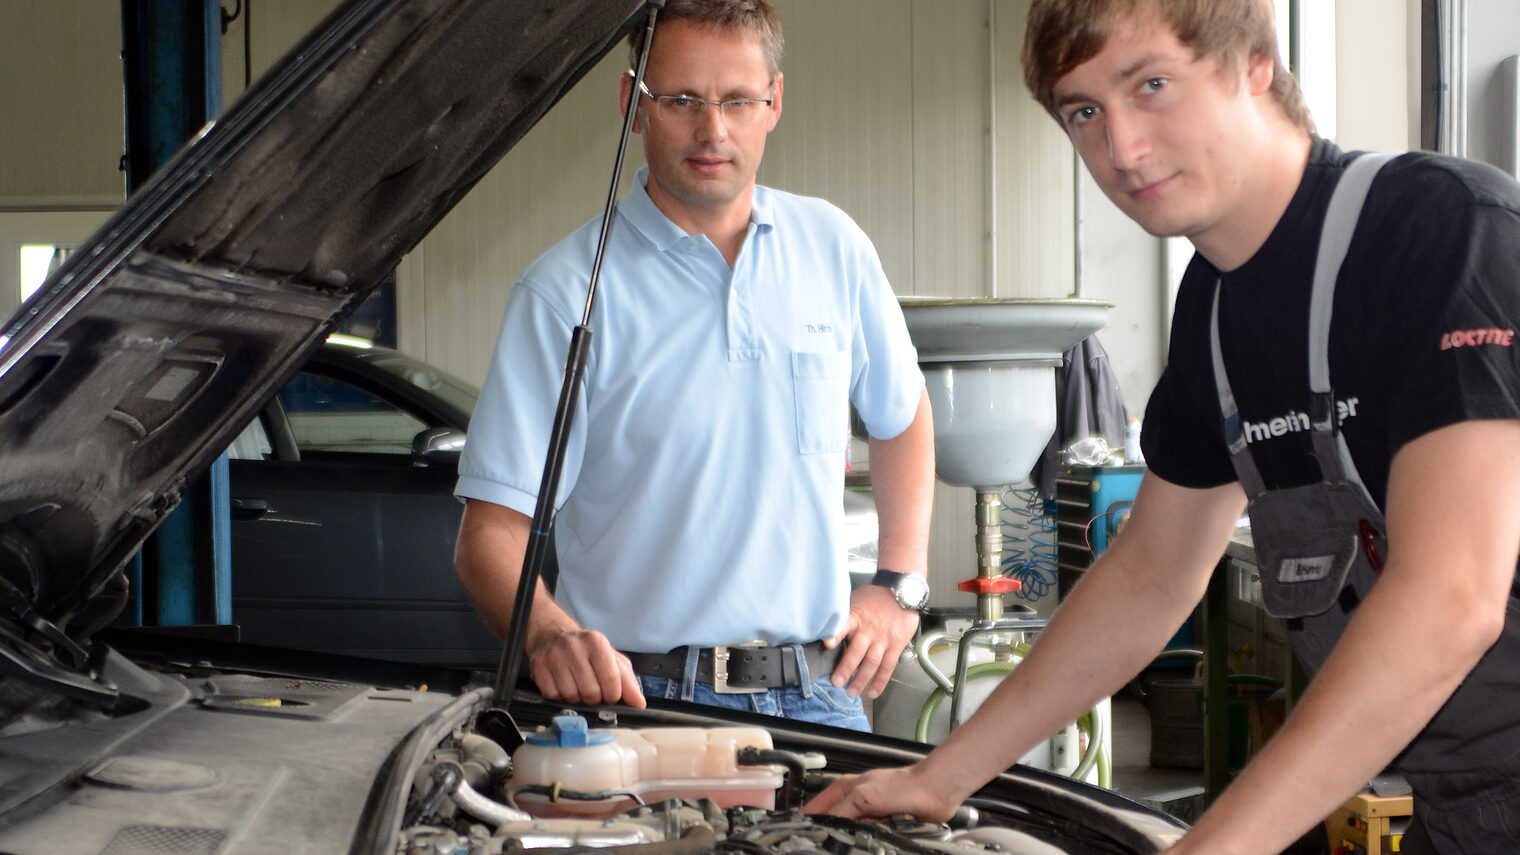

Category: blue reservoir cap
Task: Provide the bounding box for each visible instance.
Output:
[525,714,614,747]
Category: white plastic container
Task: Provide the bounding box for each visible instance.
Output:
[508,716,783,817]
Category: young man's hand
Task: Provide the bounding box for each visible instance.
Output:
[803,764,960,822]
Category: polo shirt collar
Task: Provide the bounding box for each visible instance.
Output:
[748,184,775,231]
[620,166,775,252]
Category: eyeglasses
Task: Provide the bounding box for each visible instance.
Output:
[626,70,774,125]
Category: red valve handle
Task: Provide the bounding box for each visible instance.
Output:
[957,577,1022,594]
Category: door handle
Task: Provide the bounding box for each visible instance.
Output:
[230,497,270,521]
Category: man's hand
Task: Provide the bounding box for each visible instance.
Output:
[457,500,647,709]
[824,583,920,699]
[526,625,647,708]
[803,765,959,822]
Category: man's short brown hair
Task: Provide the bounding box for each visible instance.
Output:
[628,0,784,78]
[1021,0,1313,135]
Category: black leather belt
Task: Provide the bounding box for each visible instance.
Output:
[624,641,841,693]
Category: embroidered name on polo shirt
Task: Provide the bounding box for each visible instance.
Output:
[806,323,833,334]
[1440,327,1515,350]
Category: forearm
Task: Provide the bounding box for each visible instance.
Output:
[1173,564,1499,854]
[868,388,934,576]
[456,499,646,707]
[804,476,1248,822]
[454,499,578,643]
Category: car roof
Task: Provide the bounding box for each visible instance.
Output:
[307,339,477,430]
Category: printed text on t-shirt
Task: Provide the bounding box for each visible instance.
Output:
[1440,328,1515,350]
[1243,397,1360,444]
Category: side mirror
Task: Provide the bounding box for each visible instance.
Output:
[411,426,466,467]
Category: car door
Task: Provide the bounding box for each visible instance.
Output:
[228,367,501,668]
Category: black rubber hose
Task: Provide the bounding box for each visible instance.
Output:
[406,762,463,826]
[738,747,808,812]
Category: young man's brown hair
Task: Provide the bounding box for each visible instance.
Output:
[627,0,784,78]
[1021,0,1313,135]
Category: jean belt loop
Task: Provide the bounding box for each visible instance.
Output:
[790,643,814,698]
[680,645,701,702]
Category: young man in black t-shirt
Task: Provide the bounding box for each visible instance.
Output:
[808,2,1520,853]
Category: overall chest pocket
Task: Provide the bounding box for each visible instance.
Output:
[1250,481,1383,620]
[792,350,850,455]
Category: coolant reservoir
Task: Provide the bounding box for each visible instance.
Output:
[510,715,633,794]
[508,716,783,817]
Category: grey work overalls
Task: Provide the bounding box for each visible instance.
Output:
[1210,153,1394,671]
[1211,152,1520,853]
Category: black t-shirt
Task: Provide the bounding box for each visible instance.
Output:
[1143,138,1520,780]
[1146,138,1520,508]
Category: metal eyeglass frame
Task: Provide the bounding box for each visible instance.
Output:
[625,69,773,122]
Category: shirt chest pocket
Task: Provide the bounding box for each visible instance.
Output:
[792,350,851,455]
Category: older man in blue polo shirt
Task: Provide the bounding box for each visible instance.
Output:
[454,0,934,729]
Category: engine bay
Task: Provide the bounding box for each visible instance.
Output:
[384,693,1180,855]
[402,712,1108,855]
[400,790,1079,855]
[0,634,1181,855]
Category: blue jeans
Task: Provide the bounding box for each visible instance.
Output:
[635,643,870,731]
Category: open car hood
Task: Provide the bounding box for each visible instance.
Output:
[0,0,648,691]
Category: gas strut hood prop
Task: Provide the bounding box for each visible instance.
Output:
[488,1,667,725]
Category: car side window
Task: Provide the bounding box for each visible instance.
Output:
[228,416,273,460]
[278,373,427,456]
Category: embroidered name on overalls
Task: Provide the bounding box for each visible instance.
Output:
[1278,555,1335,584]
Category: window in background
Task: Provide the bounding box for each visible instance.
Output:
[1284,0,1338,141]
[19,244,75,303]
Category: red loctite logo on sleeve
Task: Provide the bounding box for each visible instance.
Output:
[1440,328,1516,350]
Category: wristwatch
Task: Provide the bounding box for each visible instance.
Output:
[870,569,930,612]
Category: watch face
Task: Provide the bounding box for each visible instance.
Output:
[896,574,929,610]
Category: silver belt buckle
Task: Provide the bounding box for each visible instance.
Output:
[712,640,768,693]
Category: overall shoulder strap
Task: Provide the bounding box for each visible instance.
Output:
[1212,151,1402,498]
[1305,152,1400,494]
[1306,152,1401,398]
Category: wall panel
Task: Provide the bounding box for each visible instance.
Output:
[992,0,1075,299]
[761,1,915,293]
[0,1,125,207]
[910,0,991,299]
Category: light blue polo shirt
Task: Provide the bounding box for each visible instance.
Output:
[456,168,923,653]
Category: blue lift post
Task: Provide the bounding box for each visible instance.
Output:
[121,0,232,629]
